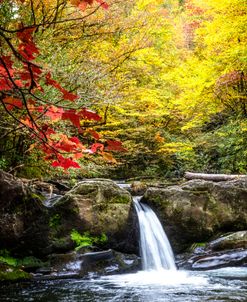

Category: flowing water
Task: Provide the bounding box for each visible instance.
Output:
[1,267,247,301]
[1,195,247,301]
[133,196,176,271]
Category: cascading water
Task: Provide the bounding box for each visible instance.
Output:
[134,196,176,271]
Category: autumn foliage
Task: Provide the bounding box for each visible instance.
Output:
[0,0,127,170]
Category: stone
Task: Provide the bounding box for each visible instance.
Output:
[52,179,138,253]
[142,178,247,252]
[176,230,247,270]
[208,231,247,251]
[0,170,50,256]
[0,171,138,258]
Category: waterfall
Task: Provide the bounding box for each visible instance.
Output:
[134,196,176,271]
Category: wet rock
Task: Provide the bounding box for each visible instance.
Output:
[142,178,247,252]
[208,231,247,251]
[52,179,138,253]
[177,231,247,270]
[0,171,138,257]
[191,249,247,270]
[0,264,31,281]
[0,170,50,256]
[130,181,148,196]
[36,250,140,280]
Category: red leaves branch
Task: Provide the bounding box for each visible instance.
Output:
[0,2,128,171]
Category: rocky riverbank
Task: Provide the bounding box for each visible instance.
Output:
[0,169,247,281]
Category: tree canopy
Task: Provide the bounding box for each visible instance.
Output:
[0,0,246,178]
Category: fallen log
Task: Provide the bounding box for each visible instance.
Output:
[184,172,247,182]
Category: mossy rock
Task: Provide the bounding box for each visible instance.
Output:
[142,178,247,253]
[0,264,31,281]
[49,179,138,254]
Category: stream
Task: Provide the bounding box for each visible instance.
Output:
[1,185,246,301]
[0,267,247,301]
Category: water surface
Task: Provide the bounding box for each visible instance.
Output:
[1,267,247,302]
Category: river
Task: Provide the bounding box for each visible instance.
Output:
[0,267,247,301]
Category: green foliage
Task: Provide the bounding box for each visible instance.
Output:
[70,230,108,250]
[49,214,61,230]
[0,250,17,267]
[0,250,45,269]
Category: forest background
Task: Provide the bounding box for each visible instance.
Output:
[0,0,246,180]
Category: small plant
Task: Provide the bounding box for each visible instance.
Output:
[49,214,61,229]
[0,250,17,267]
[70,230,108,250]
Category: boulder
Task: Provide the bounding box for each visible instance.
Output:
[0,170,50,256]
[176,231,247,270]
[52,179,138,253]
[36,250,140,280]
[207,231,247,251]
[0,171,138,258]
[142,178,247,252]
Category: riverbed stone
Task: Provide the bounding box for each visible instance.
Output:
[0,171,138,258]
[207,231,247,251]
[142,178,247,252]
[177,230,247,270]
[52,179,138,253]
[0,170,50,256]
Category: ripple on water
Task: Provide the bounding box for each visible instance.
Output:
[0,268,247,302]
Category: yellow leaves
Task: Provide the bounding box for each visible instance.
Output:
[158,142,193,154]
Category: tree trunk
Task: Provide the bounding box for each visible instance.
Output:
[184,172,247,181]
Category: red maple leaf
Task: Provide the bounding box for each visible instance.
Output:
[105,140,127,152]
[0,56,14,77]
[45,72,63,90]
[78,108,102,121]
[91,143,104,153]
[0,78,12,91]
[88,129,101,139]
[96,0,109,9]
[62,109,81,128]
[51,155,80,169]
[45,105,64,121]
[61,88,78,102]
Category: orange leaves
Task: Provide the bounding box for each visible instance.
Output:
[2,97,23,110]
[45,105,64,121]
[91,142,104,153]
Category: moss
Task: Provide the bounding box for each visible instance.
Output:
[0,250,45,271]
[19,256,45,269]
[30,192,46,201]
[49,214,61,229]
[188,242,206,252]
[50,236,70,249]
[110,195,131,204]
[0,264,31,281]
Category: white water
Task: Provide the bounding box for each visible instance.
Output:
[133,196,176,271]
